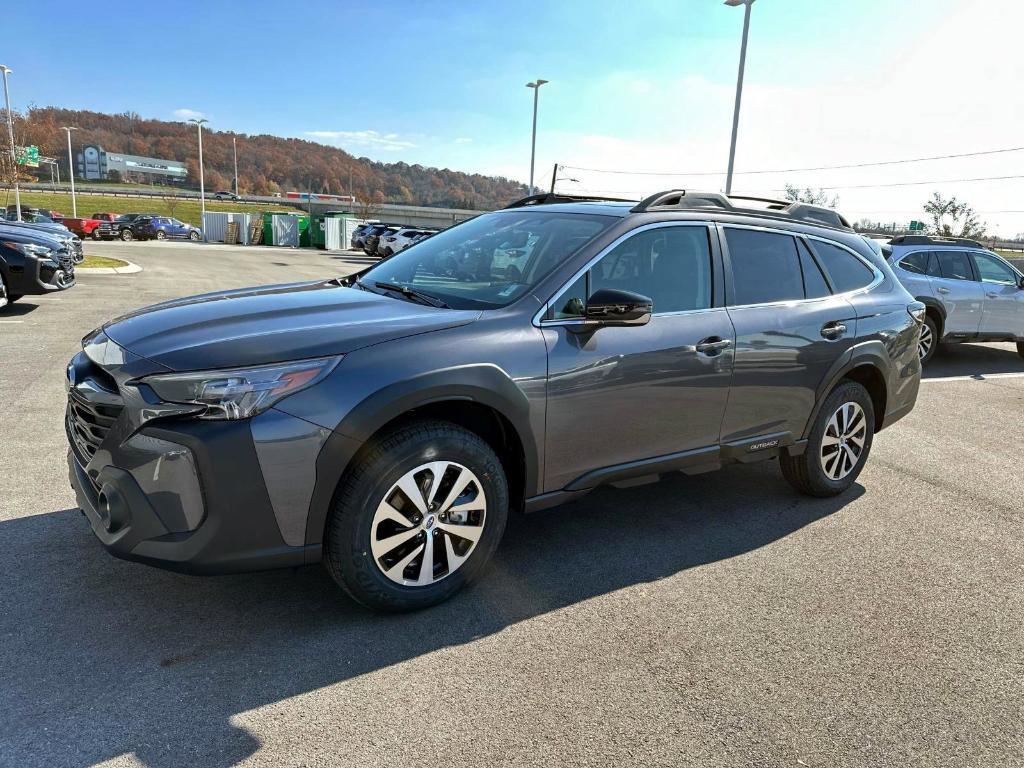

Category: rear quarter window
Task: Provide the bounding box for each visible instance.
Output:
[898,251,932,275]
[811,241,875,293]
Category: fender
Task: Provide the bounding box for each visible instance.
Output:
[303,364,540,549]
[800,340,890,440]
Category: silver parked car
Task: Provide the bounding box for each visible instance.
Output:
[881,235,1024,363]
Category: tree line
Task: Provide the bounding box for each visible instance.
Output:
[8,107,528,210]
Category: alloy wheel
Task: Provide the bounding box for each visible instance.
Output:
[0,275,7,309]
[370,461,486,587]
[819,402,867,481]
[918,322,933,361]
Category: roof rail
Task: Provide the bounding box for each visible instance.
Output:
[889,235,984,248]
[630,189,853,231]
[503,192,636,209]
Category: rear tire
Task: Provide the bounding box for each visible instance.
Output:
[1017,341,1024,359]
[91,229,101,240]
[324,420,508,612]
[918,314,938,365]
[780,381,875,497]
[155,231,167,241]
[0,272,8,309]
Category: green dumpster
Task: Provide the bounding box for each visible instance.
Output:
[311,214,327,249]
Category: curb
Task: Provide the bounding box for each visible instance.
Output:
[76,260,143,275]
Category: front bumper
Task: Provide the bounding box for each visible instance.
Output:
[65,342,327,574]
[9,255,75,296]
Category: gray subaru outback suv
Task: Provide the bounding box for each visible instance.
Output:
[66,190,924,611]
[881,235,1024,364]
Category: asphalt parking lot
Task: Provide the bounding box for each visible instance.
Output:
[1,241,1022,767]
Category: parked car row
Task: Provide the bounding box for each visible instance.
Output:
[870,235,1024,364]
[1,214,78,309]
[94,213,202,241]
[4,206,84,263]
[65,189,931,611]
[351,222,439,257]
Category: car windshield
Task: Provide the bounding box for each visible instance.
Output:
[358,210,614,309]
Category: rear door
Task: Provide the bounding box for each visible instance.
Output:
[970,251,1024,336]
[541,222,734,491]
[928,250,984,337]
[719,226,861,445]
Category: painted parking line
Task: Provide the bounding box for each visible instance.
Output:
[922,371,1024,383]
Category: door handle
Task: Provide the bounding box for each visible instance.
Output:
[695,337,732,355]
[820,321,848,340]
[936,286,951,294]
[986,292,999,298]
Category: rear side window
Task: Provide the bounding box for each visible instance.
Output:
[725,228,804,305]
[899,251,932,275]
[797,239,831,299]
[935,251,974,281]
[811,241,875,293]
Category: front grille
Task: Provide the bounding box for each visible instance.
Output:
[59,251,74,271]
[67,388,123,464]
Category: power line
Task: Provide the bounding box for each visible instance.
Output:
[561,145,1024,178]
[786,174,1024,191]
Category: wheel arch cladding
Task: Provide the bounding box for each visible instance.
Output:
[919,297,945,335]
[803,342,890,438]
[303,365,537,550]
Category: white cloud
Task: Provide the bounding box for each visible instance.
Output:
[454,137,473,144]
[173,108,206,121]
[306,130,416,152]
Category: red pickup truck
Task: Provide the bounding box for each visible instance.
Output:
[60,212,119,240]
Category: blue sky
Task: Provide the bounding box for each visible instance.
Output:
[6,0,1024,234]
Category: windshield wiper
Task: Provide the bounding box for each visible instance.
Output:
[359,280,450,308]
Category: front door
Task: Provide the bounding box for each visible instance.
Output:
[719,227,861,443]
[970,251,1024,336]
[928,250,984,336]
[541,223,734,492]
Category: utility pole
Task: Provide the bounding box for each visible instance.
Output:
[1,65,21,222]
[61,126,79,217]
[232,136,239,196]
[724,0,756,195]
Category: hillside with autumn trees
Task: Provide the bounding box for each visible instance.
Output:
[10,107,528,209]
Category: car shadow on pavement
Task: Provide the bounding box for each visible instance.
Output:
[0,462,861,767]
[923,342,1023,379]
[0,301,40,316]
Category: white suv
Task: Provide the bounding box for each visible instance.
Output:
[882,235,1024,363]
[379,228,428,257]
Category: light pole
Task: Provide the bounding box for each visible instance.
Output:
[232,136,238,197]
[526,79,548,195]
[61,126,79,217]
[1,65,21,222]
[189,117,208,226]
[724,0,755,195]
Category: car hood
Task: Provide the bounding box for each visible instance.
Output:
[101,280,479,371]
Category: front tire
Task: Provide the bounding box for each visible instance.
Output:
[918,314,938,365]
[780,381,875,497]
[324,420,509,612]
[1017,341,1024,359]
[189,231,200,241]
[0,271,8,309]
[120,229,133,241]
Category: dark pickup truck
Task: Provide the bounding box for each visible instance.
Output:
[96,213,157,241]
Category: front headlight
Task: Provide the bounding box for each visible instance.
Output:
[2,241,55,259]
[142,356,341,420]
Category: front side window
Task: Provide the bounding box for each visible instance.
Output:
[972,252,1017,285]
[811,241,875,293]
[589,226,712,314]
[936,251,974,281]
[899,251,932,275]
[546,225,713,320]
[725,228,804,305]
[360,210,613,309]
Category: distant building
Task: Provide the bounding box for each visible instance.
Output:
[76,144,187,183]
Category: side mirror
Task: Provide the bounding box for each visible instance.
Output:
[584,288,652,327]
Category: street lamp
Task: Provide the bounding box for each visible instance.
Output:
[61,126,79,217]
[1,65,21,222]
[189,117,208,226]
[724,0,755,195]
[526,79,548,195]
